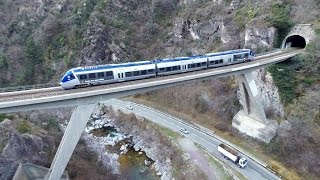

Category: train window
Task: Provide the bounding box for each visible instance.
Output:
[125,72,133,77]
[191,64,196,68]
[105,71,113,77]
[201,62,206,66]
[148,69,154,73]
[244,53,249,58]
[89,73,96,79]
[219,59,223,63]
[98,72,104,78]
[188,64,191,68]
[209,61,215,65]
[141,70,147,75]
[234,56,238,61]
[215,61,219,64]
[172,66,178,71]
[196,63,201,67]
[79,74,87,80]
[166,67,172,71]
[159,68,165,71]
[177,66,181,70]
[133,71,140,76]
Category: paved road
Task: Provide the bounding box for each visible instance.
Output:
[104,99,280,180]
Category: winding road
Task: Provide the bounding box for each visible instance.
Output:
[104,99,280,180]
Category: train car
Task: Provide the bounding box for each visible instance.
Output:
[60,61,156,89]
[155,55,208,76]
[60,49,255,89]
[206,49,253,68]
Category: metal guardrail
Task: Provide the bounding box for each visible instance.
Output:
[0,83,59,93]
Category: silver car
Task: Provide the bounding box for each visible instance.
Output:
[126,105,133,110]
[180,128,189,134]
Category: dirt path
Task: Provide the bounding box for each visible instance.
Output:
[178,138,218,180]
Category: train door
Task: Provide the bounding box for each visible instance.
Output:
[116,70,125,81]
[227,55,232,64]
[181,64,187,71]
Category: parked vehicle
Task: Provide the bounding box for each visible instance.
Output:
[218,143,247,168]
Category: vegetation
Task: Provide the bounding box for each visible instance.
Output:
[268,0,294,47]
[267,61,298,105]
[0,114,8,122]
[158,126,181,139]
[0,113,13,122]
[16,121,31,134]
[234,2,259,30]
[44,118,61,132]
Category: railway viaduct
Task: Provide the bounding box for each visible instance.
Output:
[0,24,315,179]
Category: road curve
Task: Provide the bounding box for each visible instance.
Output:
[104,99,280,180]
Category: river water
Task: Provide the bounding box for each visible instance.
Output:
[89,126,159,179]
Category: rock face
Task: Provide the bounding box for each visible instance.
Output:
[0,122,56,180]
[252,69,284,117]
[244,26,276,50]
[80,18,112,66]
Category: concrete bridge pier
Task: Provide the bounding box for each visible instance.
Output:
[45,103,96,180]
[232,72,278,143]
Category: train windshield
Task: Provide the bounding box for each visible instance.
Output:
[61,71,75,83]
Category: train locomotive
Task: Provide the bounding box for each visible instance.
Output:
[59,49,254,89]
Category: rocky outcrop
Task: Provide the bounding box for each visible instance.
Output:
[0,120,56,180]
[252,68,284,117]
[244,26,276,50]
[80,18,112,66]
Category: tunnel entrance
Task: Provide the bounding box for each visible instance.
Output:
[284,35,306,48]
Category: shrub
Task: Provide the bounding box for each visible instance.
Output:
[45,118,60,132]
[153,0,179,24]
[267,60,298,105]
[0,114,7,122]
[17,121,31,134]
[0,54,8,70]
[268,0,294,47]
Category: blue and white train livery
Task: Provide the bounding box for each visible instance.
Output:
[60,49,254,89]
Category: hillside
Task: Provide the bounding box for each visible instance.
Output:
[1,0,307,86]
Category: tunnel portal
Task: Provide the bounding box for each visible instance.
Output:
[284,35,306,48]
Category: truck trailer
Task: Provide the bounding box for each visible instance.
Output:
[218,143,247,168]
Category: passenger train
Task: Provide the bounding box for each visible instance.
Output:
[59,49,255,89]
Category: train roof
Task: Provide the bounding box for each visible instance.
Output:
[72,49,252,73]
[156,49,251,64]
[205,49,250,56]
[73,60,154,73]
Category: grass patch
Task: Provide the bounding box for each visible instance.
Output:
[268,160,301,180]
[17,121,31,134]
[158,125,181,139]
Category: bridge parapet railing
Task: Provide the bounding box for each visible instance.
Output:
[0,83,59,93]
[255,48,280,56]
